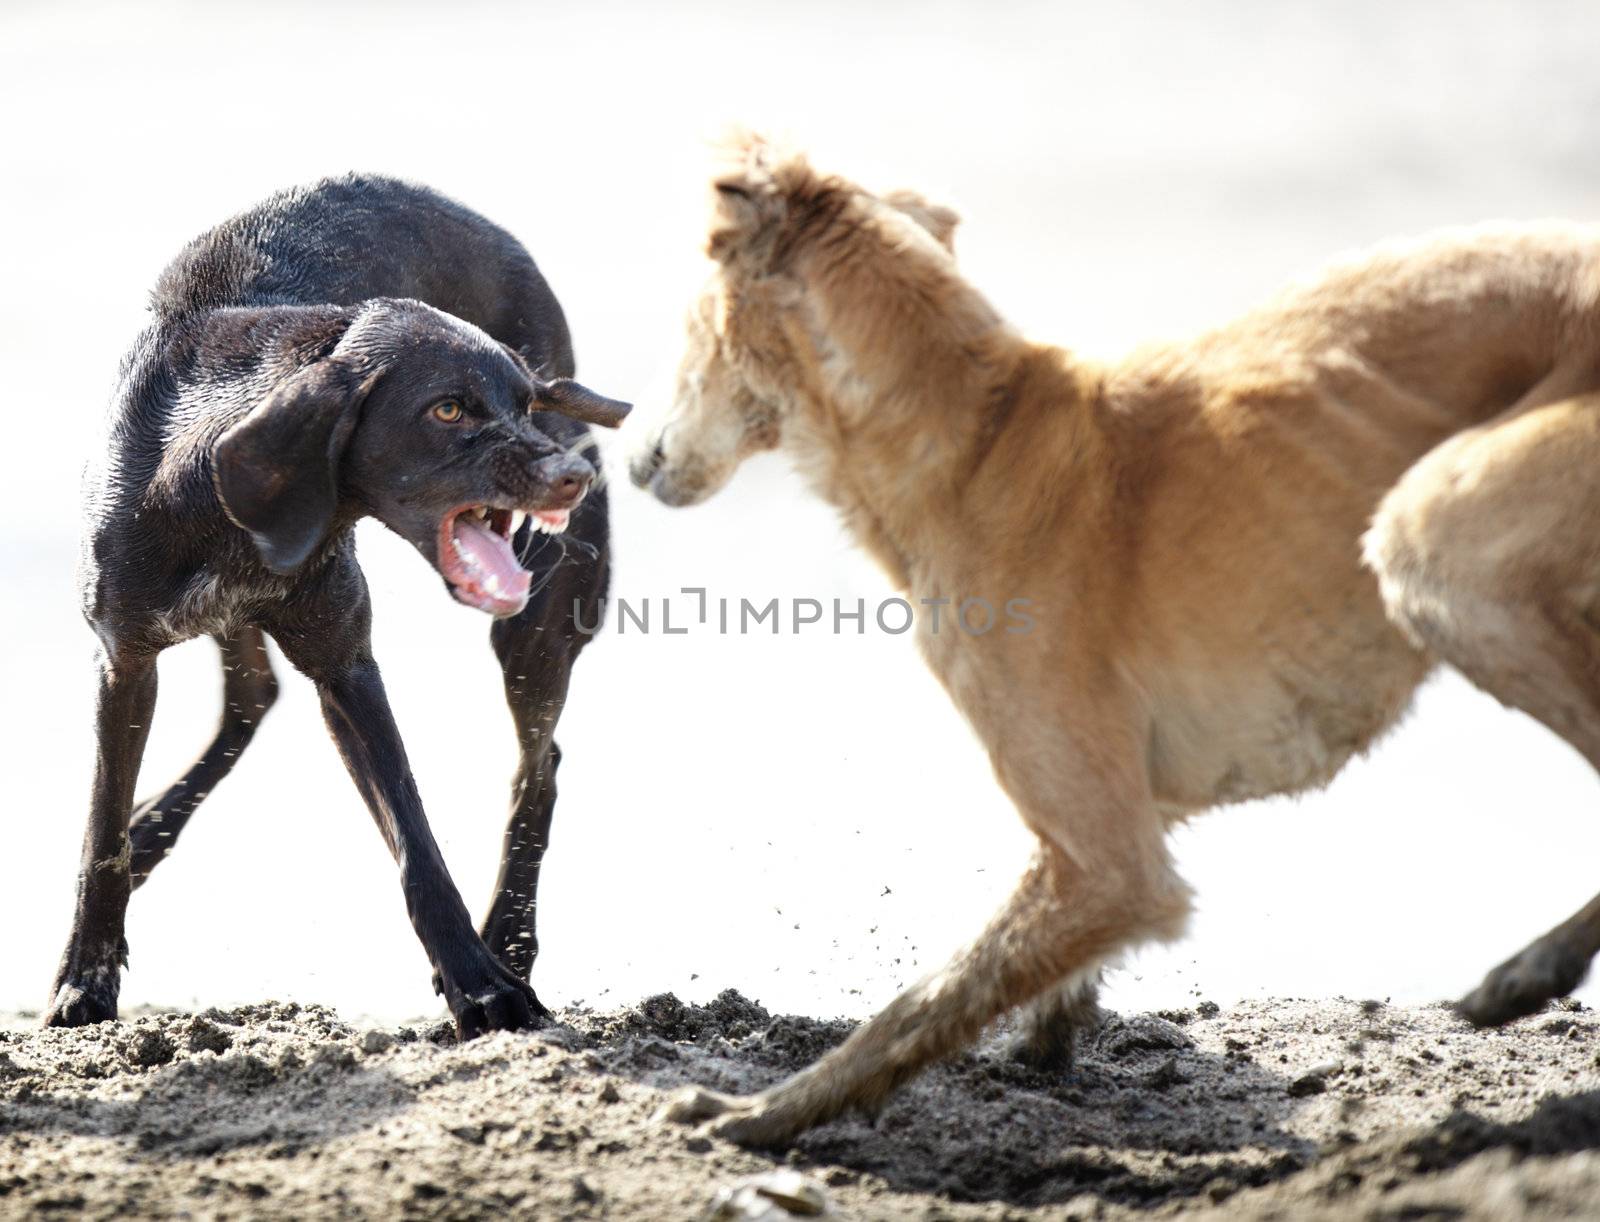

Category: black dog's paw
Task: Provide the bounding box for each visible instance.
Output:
[440,955,552,1040]
[44,974,119,1028]
[1458,937,1590,1027]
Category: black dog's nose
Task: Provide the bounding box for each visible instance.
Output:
[537,452,595,505]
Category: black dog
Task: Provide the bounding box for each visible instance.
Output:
[50,175,629,1037]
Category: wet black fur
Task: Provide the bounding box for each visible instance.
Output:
[50,175,615,1038]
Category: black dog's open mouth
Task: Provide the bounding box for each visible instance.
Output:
[437,505,571,617]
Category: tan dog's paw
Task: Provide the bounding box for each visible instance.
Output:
[655,1086,808,1149]
[656,1085,740,1126]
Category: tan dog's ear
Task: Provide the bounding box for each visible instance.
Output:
[708,131,779,264]
[882,189,961,254]
[707,131,817,267]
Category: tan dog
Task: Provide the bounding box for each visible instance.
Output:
[630,132,1600,1147]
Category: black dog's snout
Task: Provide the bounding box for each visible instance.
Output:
[537,452,595,506]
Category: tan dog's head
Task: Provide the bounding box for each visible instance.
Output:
[629,134,960,506]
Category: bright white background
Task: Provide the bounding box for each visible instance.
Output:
[3,0,1598,1024]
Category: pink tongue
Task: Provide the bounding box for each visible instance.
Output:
[451,516,532,604]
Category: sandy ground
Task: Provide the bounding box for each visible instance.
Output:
[2,994,1597,1220]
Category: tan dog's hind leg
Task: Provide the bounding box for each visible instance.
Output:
[661,836,1188,1147]
[1367,394,1600,1025]
[1461,892,1600,1026]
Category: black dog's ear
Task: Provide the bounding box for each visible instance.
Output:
[498,342,536,377]
[213,358,370,574]
[534,378,633,428]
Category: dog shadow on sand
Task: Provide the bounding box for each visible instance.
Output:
[586,991,1600,1211]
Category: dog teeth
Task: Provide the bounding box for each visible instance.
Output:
[509,510,528,535]
[531,511,569,535]
[471,506,490,522]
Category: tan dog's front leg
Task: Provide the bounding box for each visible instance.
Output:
[660,834,1189,1147]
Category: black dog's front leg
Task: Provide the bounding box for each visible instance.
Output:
[309,652,547,1037]
[472,512,606,985]
[45,647,158,1026]
[427,631,568,1003]
[479,739,561,979]
[478,606,580,980]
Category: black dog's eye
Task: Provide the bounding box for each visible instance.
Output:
[432,400,464,424]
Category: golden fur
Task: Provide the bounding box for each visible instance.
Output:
[630,133,1600,1146]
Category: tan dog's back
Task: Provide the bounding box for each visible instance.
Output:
[1089,226,1600,808]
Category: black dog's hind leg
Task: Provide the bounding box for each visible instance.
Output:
[128,627,279,886]
[271,597,544,1039]
[45,647,158,1026]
